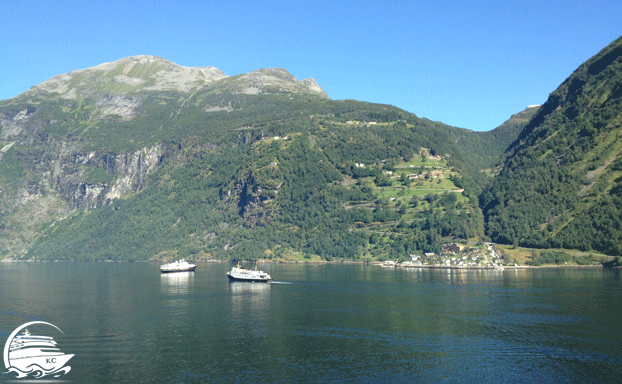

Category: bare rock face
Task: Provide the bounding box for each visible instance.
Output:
[0,107,37,139]
[18,56,329,100]
[94,94,145,121]
[225,68,329,98]
[53,144,166,209]
[29,55,229,99]
[103,145,163,200]
[301,78,329,98]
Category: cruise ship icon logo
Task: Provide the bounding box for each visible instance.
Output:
[3,321,73,379]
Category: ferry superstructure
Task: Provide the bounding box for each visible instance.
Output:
[226,263,272,282]
[160,259,197,273]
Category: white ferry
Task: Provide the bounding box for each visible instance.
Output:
[226,262,272,282]
[7,329,73,373]
[160,259,196,273]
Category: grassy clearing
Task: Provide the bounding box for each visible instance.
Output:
[496,244,613,266]
[399,157,446,168]
[370,155,464,209]
[496,245,532,264]
[375,188,450,199]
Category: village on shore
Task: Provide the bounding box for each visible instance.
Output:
[374,242,515,270]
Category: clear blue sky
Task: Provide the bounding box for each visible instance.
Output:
[1,0,620,131]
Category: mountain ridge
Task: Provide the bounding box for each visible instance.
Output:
[15,55,328,101]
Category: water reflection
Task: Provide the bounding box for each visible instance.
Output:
[229,282,271,336]
[229,282,271,309]
[160,271,195,295]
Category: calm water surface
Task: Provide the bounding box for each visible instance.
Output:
[1,262,621,383]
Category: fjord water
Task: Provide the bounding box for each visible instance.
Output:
[1,263,621,383]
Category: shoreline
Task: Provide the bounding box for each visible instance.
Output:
[0,258,611,268]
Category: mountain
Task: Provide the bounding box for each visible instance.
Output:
[481,105,540,153]
[481,36,622,255]
[21,55,327,99]
[0,56,529,261]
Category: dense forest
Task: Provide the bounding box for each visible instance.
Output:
[481,36,622,255]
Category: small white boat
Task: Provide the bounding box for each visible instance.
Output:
[226,262,272,282]
[160,259,196,273]
[380,259,399,268]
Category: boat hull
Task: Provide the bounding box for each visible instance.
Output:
[226,273,271,283]
[160,266,196,273]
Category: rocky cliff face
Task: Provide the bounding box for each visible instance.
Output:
[1,101,169,210]
[0,102,173,258]
[0,138,171,256]
[0,106,38,139]
[53,144,166,209]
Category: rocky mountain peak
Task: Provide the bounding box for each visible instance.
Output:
[300,78,328,98]
[223,67,329,98]
[20,57,328,100]
[28,55,229,99]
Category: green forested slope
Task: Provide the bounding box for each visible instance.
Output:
[480,105,539,155]
[0,54,564,261]
[481,36,622,255]
[21,98,496,261]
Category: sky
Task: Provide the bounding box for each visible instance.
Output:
[1,1,620,131]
